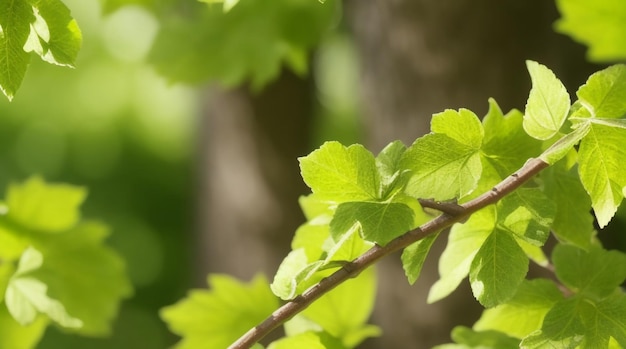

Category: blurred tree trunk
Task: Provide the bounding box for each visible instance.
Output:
[197,72,313,282]
[345,0,597,347]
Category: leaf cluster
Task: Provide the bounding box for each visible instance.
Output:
[0,177,132,349]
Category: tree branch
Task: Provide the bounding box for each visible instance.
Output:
[229,157,549,349]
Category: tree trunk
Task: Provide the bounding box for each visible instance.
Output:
[197,72,313,282]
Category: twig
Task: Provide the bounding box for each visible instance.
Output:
[228,157,549,349]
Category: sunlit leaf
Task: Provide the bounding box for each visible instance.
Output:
[469,230,528,307]
[161,274,279,349]
[474,279,563,339]
[428,208,494,304]
[5,176,86,233]
[299,142,379,203]
[330,201,415,246]
[555,0,626,61]
[523,60,570,140]
[0,0,33,100]
[401,232,439,285]
[5,247,82,328]
[298,268,380,347]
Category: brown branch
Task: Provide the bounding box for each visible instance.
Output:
[228,157,549,349]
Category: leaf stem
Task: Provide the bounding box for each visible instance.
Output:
[229,157,549,349]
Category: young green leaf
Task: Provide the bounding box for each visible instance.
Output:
[552,244,626,300]
[521,294,626,348]
[0,0,33,100]
[497,188,555,246]
[270,248,311,300]
[299,142,379,202]
[555,0,626,61]
[5,176,86,233]
[474,279,564,339]
[330,201,415,246]
[542,160,595,249]
[577,124,626,227]
[481,99,542,180]
[539,121,590,164]
[0,304,48,349]
[523,60,571,140]
[28,222,132,335]
[577,64,626,119]
[5,247,82,328]
[431,108,484,149]
[375,141,409,198]
[428,208,494,304]
[402,109,483,201]
[469,230,528,308]
[161,274,279,349]
[402,135,482,201]
[401,232,439,285]
[297,268,380,347]
[24,0,82,67]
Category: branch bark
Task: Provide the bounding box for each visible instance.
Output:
[229,157,549,349]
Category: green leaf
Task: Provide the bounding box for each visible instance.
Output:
[577,124,626,227]
[401,232,439,285]
[539,121,590,164]
[25,0,82,67]
[299,142,379,202]
[324,222,371,263]
[28,222,132,335]
[375,140,409,198]
[521,294,626,348]
[5,247,82,328]
[0,303,47,349]
[469,230,528,307]
[542,160,595,249]
[298,268,380,347]
[428,207,494,303]
[402,109,483,201]
[330,201,415,246]
[523,60,571,140]
[431,108,484,149]
[5,176,86,233]
[402,134,482,201]
[270,248,310,300]
[520,297,585,348]
[0,0,33,100]
[292,222,328,262]
[479,99,543,191]
[161,274,279,349]
[552,244,626,299]
[496,188,556,246]
[555,0,626,61]
[577,64,626,119]
[474,279,564,339]
[482,100,542,176]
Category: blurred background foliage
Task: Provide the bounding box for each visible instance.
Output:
[4,0,626,348]
[0,0,356,347]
